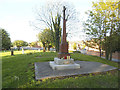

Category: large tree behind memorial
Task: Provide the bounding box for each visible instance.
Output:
[84,0,119,60]
[32,0,78,52]
[0,28,11,50]
[84,10,104,57]
[51,13,62,52]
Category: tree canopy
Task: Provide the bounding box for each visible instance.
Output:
[29,42,37,47]
[33,0,78,52]
[1,28,11,50]
[84,0,120,60]
[12,40,28,50]
[37,28,53,52]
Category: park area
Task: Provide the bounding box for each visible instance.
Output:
[1,0,120,89]
[2,50,119,88]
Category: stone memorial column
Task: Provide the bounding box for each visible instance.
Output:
[49,6,80,70]
[58,6,70,59]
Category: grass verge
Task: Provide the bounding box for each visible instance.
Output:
[2,50,119,88]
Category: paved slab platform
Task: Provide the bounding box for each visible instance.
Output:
[35,61,117,80]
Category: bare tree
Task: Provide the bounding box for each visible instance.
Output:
[31,0,79,52]
[32,0,79,36]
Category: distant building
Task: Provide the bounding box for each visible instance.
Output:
[35,41,42,48]
[68,41,85,51]
[68,39,100,52]
[83,38,103,51]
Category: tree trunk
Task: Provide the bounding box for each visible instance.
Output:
[109,51,112,61]
[109,38,112,61]
[105,52,109,60]
[42,42,46,52]
[99,48,101,57]
[43,47,46,52]
[105,44,110,60]
[55,38,60,52]
[109,19,113,61]
[47,48,49,51]
[99,38,102,57]
[55,28,60,52]
[52,14,61,52]
[104,20,109,60]
[48,46,50,51]
[46,44,51,51]
[18,47,20,51]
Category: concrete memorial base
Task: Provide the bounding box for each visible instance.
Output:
[35,61,117,80]
[49,57,80,70]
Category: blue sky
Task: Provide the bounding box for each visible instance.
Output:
[0,0,97,43]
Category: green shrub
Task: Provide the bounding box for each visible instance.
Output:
[73,51,81,53]
[73,43,77,50]
[26,52,33,55]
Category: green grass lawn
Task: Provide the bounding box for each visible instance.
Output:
[1,50,119,88]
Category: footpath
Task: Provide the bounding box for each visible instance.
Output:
[86,51,120,62]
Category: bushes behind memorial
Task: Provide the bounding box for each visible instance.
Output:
[73,51,81,53]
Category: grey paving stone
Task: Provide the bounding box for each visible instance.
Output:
[35,61,117,80]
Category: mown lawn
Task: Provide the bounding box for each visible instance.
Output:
[1,50,119,88]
